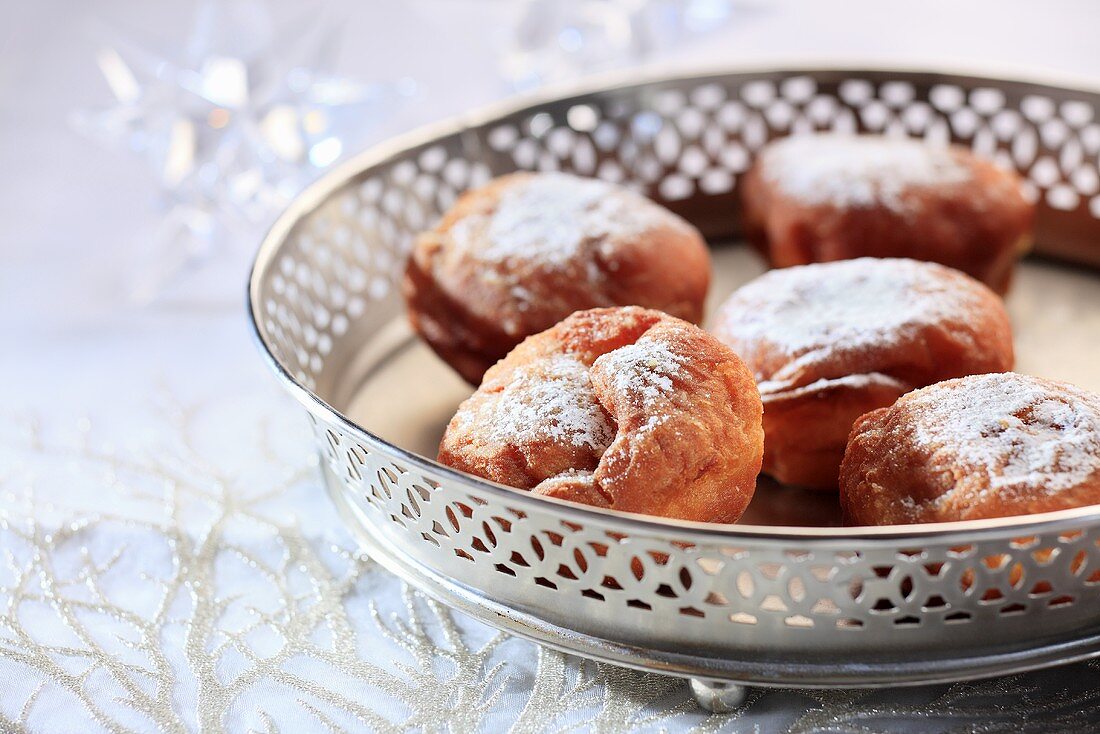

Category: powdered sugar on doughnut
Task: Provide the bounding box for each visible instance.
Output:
[461,329,686,455]
[473,355,614,450]
[595,337,685,406]
[908,374,1100,496]
[464,173,669,268]
[761,134,970,212]
[720,258,989,376]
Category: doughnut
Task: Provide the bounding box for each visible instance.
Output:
[438,306,764,522]
[841,373,1100,524]
[741,133,1034,294]
[711,258,1014,489]
[404,172,711,384]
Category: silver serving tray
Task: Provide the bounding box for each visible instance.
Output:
[249,65,1100,711]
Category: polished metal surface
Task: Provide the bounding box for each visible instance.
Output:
[249,66,1100,691]
[690,680,749,713]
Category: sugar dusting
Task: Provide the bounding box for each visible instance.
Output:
[473,355,614,450]
[761,134,970,212]
[909,374,1100,496]
[455,323,687,459]
[467,173,667,267]
[719,258,988,372]
[595,337,685,407]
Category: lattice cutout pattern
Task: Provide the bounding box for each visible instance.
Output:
[316,420,1100,646]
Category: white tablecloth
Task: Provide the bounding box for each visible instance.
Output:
[5,1,1100,731]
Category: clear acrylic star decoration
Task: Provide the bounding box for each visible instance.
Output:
[72,0,416,303]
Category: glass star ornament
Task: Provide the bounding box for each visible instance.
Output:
[502,0,735,92]
[502,0,646,92]
[72,0,417,303]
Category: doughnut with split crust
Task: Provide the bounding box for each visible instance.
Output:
[841,373,1100,524]
[711,258,1014,489]
[404,172,710,384]
[438,307,764,523]
[741,134,1034,294]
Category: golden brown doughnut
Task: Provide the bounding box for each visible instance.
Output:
[741,134,1034,294]
[841,373,1100,524]
[438,306,764,522]
[711,258,1014,489]
[404,172,711,384]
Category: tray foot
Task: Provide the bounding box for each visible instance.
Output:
[689,678,747,713]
